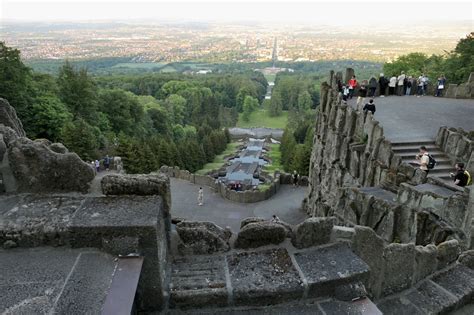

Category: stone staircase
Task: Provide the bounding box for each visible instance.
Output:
[166,242,381,314]
[391,140,454,182]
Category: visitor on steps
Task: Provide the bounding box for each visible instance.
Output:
[368,76,377,97]
[436,75,446,97]
[388,75,397,95]
[397,71,406,96]
[348,75,357,99]
[363,99,376,115]
[95,159,100,172]
[378,73,388,97]
[450,163,469,187]
[356,81,368,110]
[198,187,204,206]
[415,146,430,173]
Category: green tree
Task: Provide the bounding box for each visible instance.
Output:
[28,95,71,141]
[0,42,33,122]
[61,118,100,161]
[57,61,98,124]
[269,92,283,117]
[297,91,313,111]
[242,95,258,122]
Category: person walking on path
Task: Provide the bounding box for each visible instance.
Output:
[348,75,358,99]
[450,163,469,187]
[293,170,299,186]
[356,80,368,110]
[363,99,376,115]
[397,71,406,96]
[197,187,204,206]
[378,73,387,97]
[388,75,397,96]
[95,159,100,173]
[436,75,446,97]
[368,76,377,97]
[104,155,111,171]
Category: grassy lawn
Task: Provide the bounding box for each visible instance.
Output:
[263,73,276,83]
[237,109,288,129]
[264,143,283,173]
[195,142,241,175]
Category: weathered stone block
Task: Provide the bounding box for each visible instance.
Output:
[294,243,369,298]
[176,221,231,255]
[437,239,462,269]
[352,226,385,298]
[291,217,335,249]
[235,221,286,249]
[228,248,303,306]
[458,250,474,269]
[381,243,415,296]
[413,244,438,283]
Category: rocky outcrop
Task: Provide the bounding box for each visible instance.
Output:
[235,221,286,249]
[291,216,335,249]
[176,221,232,255]
[444,72,474,99]
[8,137,94,193]
[0,98,25,137]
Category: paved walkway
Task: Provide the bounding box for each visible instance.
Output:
[170,178,308,232]
[348,96,474,142]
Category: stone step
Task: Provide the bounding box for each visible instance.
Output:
[391,140,435,147]
[392,144,438,154]
[377,264,474,315]
[403,157,452,165]
[396,150,448,159]
[165,297,382,314]
[169,243,371,310]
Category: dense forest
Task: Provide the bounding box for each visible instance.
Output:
[272,73,319,176]
[383,32,474,84]
[0,42,267,173]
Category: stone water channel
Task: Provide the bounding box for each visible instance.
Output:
[218,138,268,189]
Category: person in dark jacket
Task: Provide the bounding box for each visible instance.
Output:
[378,73,387,97]
[363,99,376,115]
[368,77,377,97]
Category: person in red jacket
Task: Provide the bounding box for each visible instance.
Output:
[348,75,357,99]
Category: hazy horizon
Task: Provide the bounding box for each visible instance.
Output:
[2,0,473,26]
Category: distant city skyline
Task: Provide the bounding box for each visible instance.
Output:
[1,0,473,26]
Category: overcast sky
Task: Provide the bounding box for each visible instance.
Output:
[1,0,473,25]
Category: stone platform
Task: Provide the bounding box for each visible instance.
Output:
[1,247,117,314]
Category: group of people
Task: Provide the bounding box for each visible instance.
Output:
[415,146,471,187]
[90,155,112,173]
[339,73,447,104]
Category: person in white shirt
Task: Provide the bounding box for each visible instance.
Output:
[415,146,430,173]
[397,71,406,96]
[388,75,397,95]
[197,187,204,206]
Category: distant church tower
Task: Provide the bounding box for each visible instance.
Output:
[271,37,278,68]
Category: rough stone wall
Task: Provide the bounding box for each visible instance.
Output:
[436,126,474,174]
[444,72,474,99]
[306,70,472,246]
[305,71,406,217]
